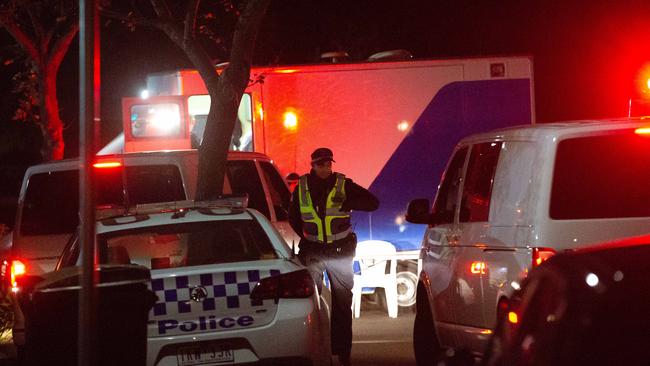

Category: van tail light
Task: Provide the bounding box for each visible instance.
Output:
[10,260,27,291]
[250,269,314,301]
[470,261,487,275]
[532,247,556,267]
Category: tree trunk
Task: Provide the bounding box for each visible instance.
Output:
[194,0,270,200]
[39,63,65,160]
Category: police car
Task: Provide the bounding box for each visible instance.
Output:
[56,198,331,366]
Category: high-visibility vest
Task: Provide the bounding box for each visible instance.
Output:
[298,173,352,243]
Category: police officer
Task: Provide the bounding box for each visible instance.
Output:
[289,147,379,366]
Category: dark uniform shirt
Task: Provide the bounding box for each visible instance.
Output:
[288,170,379,239]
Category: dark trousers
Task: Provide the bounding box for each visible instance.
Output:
[298,234,357,358]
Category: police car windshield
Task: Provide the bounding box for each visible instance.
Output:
[97,220,277,269]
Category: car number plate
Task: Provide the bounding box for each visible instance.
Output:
[176,344,234,365]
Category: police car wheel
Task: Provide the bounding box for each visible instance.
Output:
[413,285,440,366]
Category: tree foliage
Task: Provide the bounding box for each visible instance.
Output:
[0,0,79,160]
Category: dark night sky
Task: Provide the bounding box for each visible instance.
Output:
[4,0,650,156]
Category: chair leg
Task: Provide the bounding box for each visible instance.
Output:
[385,283,398,318]
[352,283,361,318]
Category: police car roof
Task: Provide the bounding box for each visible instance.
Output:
[96,200,255,234]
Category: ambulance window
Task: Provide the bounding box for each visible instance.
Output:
[226,161,270,218]
[98,220,277,269]
[460,142,501,222]
[129,103,182,138]
[432,147,468,224]
[188,94,253,151]
[260,162,291,221]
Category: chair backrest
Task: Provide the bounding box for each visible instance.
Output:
[354,240,397,282]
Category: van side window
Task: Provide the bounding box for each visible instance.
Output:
[460,142,501,222]
[226,161,270,218]
[259,162,291,221]
[432,147,468,224]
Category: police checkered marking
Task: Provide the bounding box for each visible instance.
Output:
[150,269,281,317]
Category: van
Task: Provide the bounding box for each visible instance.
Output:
[10,150,296,277]
[406,120,650,361]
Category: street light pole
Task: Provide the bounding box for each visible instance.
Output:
[78,0,99,365]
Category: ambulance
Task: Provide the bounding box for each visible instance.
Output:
[107,55,536,308]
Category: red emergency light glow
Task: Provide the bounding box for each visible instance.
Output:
[635,127,650,135]
[93,161,122,169]
[274,69,299,74]
[283,111,298,130]
[470,261,487,275]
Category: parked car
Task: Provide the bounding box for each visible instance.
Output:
[482,236,650,365]
[14,199,331,366]
[8,150,295,278]
[406,120,650,362]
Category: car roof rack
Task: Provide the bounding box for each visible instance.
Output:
[95,194,249,220]
[128,194,249,216]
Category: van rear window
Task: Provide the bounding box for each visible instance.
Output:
[20,165,185,235]
[550,133,650,220]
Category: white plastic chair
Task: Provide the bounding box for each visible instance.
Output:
[352,240,398,318]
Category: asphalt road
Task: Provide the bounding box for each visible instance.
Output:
[348,309,416,366]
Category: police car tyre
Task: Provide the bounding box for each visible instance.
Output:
[413,285,440,366]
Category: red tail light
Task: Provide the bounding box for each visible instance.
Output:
[250,269,314,301]
[532,247,556,267]
[10,260,27,290]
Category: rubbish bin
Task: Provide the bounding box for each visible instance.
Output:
[18,264,156,366]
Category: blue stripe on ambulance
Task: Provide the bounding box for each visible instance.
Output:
[353,79,532,250]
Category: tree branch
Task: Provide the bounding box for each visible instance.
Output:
[46,21,78,72]
[25,3,45,48]
[0,13,40,63]
[150,0,173,20]
[184,0,200,45]
[224,0,270,90]
[100,7,169,30]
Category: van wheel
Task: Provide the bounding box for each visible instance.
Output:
[413,285,440,366]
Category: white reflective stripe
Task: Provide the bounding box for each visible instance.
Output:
[326,227,352,242]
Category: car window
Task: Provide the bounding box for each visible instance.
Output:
[460,142,501,222]
[551,132,650,219]
[97,220,277,269]
[432,147,468,224]
[226,161,270,218]
[259,162,290,221]
[20,165,186,235]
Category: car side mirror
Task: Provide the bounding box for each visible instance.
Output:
[406,199,432,224]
